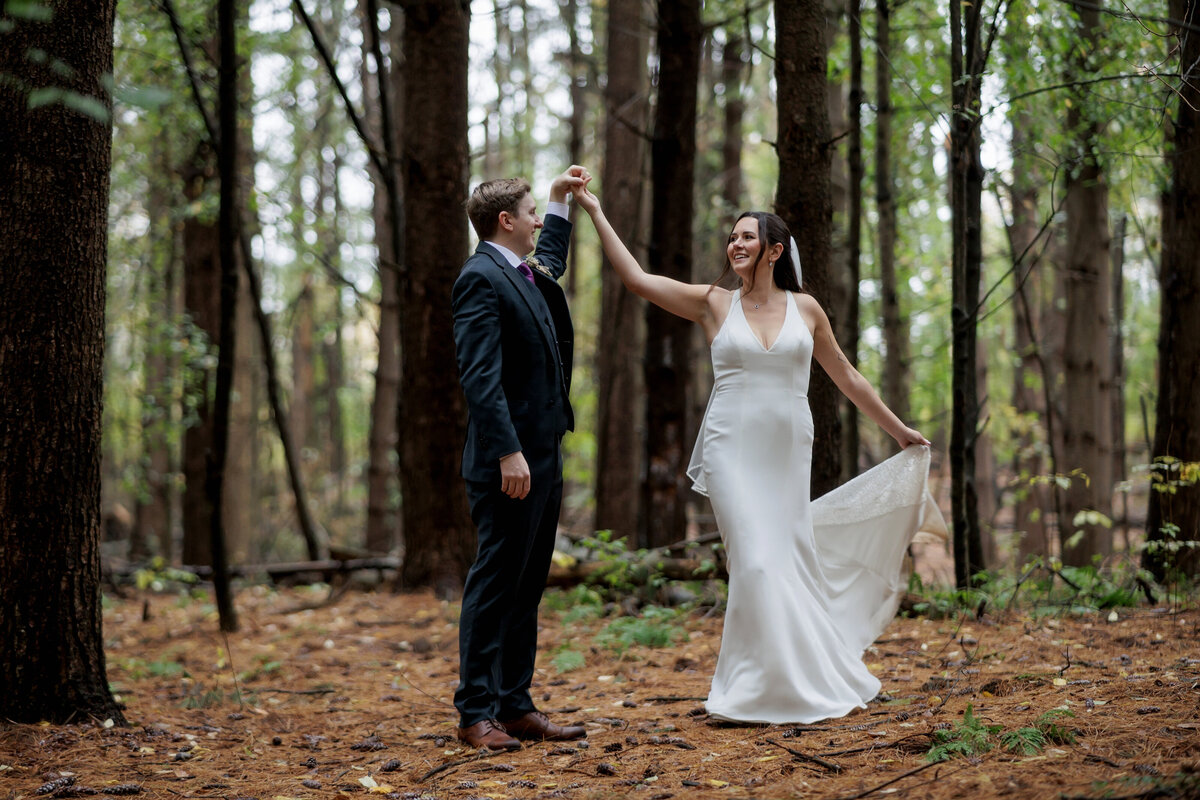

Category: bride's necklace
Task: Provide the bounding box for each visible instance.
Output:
[743,294,770,310]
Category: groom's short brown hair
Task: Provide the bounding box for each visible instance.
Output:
[466,178,532,240]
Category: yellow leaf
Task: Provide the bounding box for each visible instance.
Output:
[706,779,729,788]
[756,755,779,762]
[1053,678,1067,686]
[368,786,394,794]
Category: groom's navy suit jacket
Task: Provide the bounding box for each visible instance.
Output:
[452,213,574,484]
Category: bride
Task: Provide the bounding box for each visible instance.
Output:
[574,189,945,724]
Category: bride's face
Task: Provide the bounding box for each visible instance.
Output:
[727,218,766,281]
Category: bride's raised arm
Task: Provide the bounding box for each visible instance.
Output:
[799,293,929,450]
[574,186,718,326]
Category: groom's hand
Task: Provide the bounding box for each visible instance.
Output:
[549,165,591,204]
[499,451,531,499]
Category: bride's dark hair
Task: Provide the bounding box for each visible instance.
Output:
[714,211,801,293]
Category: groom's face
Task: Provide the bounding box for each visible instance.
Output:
[508,192,543,255]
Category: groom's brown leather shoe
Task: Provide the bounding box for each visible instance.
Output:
[499,711,586,741]
[456,719,521,751]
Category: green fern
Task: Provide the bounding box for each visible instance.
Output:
[1001,726,1046,755]
[925,705,1000,762]
[551,648,585,674]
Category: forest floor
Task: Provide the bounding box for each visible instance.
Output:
[2,585,1199,800]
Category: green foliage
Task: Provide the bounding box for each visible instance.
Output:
[541,583,604,613]
[238,654,283,682]
[926,705,1001,762]
[906,557,1152,617]
[133,557,201,592]
[595,606,687,656]
[121,656,187,680]
[550,647,586,674]
[928,705,1076,762]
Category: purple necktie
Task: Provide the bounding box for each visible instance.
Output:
[517,261,536,284]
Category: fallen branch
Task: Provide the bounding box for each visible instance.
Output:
[830,761,938,799]
[765,738,842,774]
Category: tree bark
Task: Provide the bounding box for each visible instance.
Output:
[397,0,475,594]
[0,0,126,724]
[181,143,221,567]
[1006,118,1051,564]
[360,0,402,554]
[1060,0,1113,567]
[595,0,648,542]
[842,0,864,477]
[1145,0,1200,578]
[643,0,701,548]
[210,0,241,632]
[775,0,840,498]
[874,0,907,444]
[1110,214,1127,545]
[721,29,745,228]
[949,0,987,587]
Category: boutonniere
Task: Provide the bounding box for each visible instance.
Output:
[525,255,553,278]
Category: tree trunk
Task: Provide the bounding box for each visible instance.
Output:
[1060,0,1113,567]
[134,166,177,563]
[1145,0,1200,578]
[181,143,221,566]
[642,0,700,548]
[721,30,745,228]
[776,0,840,497]
[1110,214,1127,546]
[0,0,126,724]
[292,278,316,454]
[397,0,475,595]
[210,0,241,631]
[843,0,864,476]
[360,0,401,554]
[1006,119,1051,564]
[562,0,586,299]
[949,0,987,587]
[594,0,648,542]
[874,0,907,444]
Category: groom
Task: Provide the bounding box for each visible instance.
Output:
[451,166,590,750]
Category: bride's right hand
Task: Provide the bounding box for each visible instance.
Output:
[893,426,931,449]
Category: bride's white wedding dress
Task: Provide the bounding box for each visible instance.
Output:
[688,290,946,725]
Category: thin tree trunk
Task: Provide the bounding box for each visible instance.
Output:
[397,0,475,594]
[776,0,840,497]
[134,165,176,562]
[360,0,401,554]
[292,279,316,453]
[843,0,864,475]
[1110,213,1126,546]
[0,0,126,723]
[1006,120,1050,564]
[1060,0,1113,567]
[181,144,220,566]
[563,0,586,299]
[949,0,987,587]
[875,0,907,443]
[643,0,701,548]
[595,0,648,542]
[211,0,240,632]
[1145,0,1200,578]
[721,30,745,227]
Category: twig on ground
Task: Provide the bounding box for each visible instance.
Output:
[417,749,506,782]
[830,761,939,799]
[765,738,842,774]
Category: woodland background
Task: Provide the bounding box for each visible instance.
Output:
[1,0,1200,725]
